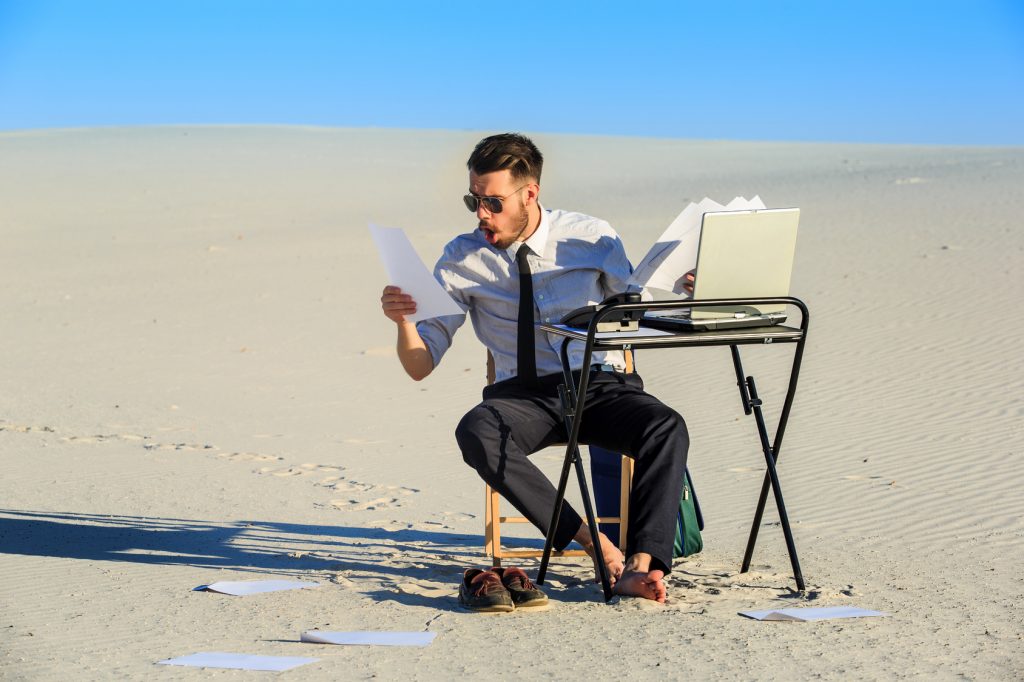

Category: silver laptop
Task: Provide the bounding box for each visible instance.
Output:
[643,207,800,332]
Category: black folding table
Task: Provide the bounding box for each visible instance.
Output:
[536,297,809,602]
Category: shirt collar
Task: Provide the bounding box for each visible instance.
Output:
[509,203,549,259]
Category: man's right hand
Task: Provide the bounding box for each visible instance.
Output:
[381,285,417,323]
[381,285,433,380]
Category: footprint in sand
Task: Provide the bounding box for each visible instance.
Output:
[2,424,221,452]
[1,423,56,433]
[441,511,476,521]
[329,497,401,511]
[55,432,150,445]
[387,581,454,599]
[258,462,344,477]
[143,441,212,451]
[326,481,418,495]
[322,479,374,492]
[3,425,154,445]
[329,560,459,600]
[218,451,282,463]
[62,434,116,444]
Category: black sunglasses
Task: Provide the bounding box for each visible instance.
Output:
[463,185,527,214]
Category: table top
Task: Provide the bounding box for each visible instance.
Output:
[539,322,804,349]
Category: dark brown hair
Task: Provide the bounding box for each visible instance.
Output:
[467,133,543,183]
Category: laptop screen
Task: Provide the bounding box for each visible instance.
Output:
[691,208,800,319]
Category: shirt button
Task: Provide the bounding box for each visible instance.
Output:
[538,294,544,300]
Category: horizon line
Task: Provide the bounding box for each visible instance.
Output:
[1,123,1021,150]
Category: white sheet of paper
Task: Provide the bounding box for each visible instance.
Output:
[629,196,766,296]
[196,580,319,596]
[739,606,889,621]
[301,630,437,647]
[157,652,319,671]
[369,224,464,322]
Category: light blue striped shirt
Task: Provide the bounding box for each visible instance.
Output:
[416,206,633,382]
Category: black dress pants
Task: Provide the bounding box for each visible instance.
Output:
[456,369,689,574]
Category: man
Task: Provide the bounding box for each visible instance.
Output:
[380,133,689,603]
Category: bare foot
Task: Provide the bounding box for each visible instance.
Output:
[579,532,625,586]
[613,569,667,603]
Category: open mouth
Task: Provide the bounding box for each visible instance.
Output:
[480,226,497,244]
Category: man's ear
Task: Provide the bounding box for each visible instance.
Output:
[525,182,540,205]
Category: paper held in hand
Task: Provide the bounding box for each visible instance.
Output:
[628,196,767,297]
[369,224,464,322]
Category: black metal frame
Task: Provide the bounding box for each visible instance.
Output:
[536,297,809,602]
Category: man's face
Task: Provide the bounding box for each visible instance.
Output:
[468,170,536,249]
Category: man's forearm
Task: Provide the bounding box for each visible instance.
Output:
[396,321,434,381]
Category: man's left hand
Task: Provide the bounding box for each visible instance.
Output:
[681,269,696,295]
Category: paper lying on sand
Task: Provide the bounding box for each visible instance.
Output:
[195,580,319,596]
[628,196,767,296]
[369,224,464,322]
[301,630,437,647]
[157,652,319,671]
[739,606,889,621]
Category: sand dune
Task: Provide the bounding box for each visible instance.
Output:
[1,126,1021,679]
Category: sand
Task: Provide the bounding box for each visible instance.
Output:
[1,126,1022,679]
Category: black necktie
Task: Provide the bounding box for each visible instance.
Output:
[516,246,538,386]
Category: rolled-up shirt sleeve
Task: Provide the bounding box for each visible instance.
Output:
[598,225,636,297]
[416,313,465,369]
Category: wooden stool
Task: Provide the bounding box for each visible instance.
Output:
[481,351,634,566]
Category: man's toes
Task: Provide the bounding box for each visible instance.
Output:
[646,570,667,602]
[613,569,667,603]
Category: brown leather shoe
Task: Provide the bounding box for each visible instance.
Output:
[458,569,514,613]
[494,566,549,610]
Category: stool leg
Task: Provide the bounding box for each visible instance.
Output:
[484,484,494,561]
[618,457,632,553]
[488,486,502,567]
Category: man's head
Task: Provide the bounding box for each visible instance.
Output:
[465,133,543,249]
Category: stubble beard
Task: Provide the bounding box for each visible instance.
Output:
[510,196,530,243]
[483,196,530,250]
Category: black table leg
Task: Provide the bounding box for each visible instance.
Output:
[736,331,808,593]
[741,375,805,591]
[573,437,613,601]
[538,337,614,600]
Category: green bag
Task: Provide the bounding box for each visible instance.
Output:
[673,471,704,558]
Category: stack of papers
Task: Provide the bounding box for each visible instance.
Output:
[628,196,767,296]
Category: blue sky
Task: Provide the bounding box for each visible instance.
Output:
[1,0,1021,144]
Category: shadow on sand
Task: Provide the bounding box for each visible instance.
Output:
[0,508,597,609]
[0,508,484,573]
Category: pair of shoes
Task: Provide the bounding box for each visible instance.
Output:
[459,568,512,613]
[458,566,549,612]
[494,567,549,610]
